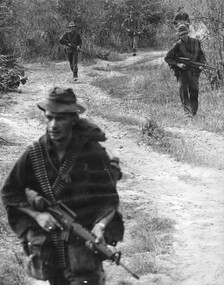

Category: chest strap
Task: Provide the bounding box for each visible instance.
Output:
[29,139,86,268]
[180,39,199,61]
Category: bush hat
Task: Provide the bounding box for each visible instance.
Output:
[177,24,189,36]
[37,87,85,114]
[68,21,77,28]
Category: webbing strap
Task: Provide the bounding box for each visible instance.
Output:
[52,138,86,198]
[29,142,65,267]
[29,142,56,202]
[180,39,199,61]
[29,139,86,268]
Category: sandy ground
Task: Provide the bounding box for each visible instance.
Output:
[0,51,224,285]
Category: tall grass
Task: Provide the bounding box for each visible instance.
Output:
[91,61,224,132]
[90,55,224,168]
[105,202,175,284]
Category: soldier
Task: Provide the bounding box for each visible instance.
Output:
[1,87,123,285]
[173,6,190,28]
[164,24,206,117]
[122,11,141,56]
[59,22,82,81]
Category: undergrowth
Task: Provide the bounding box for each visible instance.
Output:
[105,201,175,284]
[90,55,224,168]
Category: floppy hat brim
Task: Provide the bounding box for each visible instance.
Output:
[37,101,85,114]
[177,30,189,36]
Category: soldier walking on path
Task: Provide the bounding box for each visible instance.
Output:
[1,87,123,285]
[122,11,141,56]
[59,22,82,81]
[164,24,206,117]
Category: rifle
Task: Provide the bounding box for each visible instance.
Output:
[25,189,139,280]
[176,57,218,71]
[176,57,222,80]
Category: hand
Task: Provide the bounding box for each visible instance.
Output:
[77,46,81,52]
[198,65,204,70]
[35,212,62,232]
[91,223,105,244]
[177,63,187,70]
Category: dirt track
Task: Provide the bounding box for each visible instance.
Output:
[0,52,224,285]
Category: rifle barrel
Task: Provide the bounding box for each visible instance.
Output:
[119,261,140,280]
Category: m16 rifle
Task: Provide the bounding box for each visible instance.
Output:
[176,57,222,86]
[176,57,221,75]
[25,188,139,280]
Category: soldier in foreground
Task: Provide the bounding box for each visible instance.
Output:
[164,24,206,117]
[1,87,124,285]
[122,11,141,56]
[59,22,82,81]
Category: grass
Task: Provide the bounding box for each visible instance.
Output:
[0,248,29,285]
[105,201,175,284]
[90,55,224,168]
[0,196,29,285]
[91,59,224,131]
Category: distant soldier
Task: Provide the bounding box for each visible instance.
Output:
[164,24,206,117]
[173,6,190,28]
[122,11,141,56]
[59,22,82,81]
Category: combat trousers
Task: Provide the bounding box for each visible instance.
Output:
[48,269,105,285]
[128,34,139,52]
[177,71,200,115]
[67,51,78,77]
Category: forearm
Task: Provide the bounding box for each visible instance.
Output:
[92,210,116,243]
[17,205,40,220]
[96,210,115,228]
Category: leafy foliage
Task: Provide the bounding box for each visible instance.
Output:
[0,55,27,92]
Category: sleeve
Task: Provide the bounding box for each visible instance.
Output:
[1,148,34,236]
[95,143,120,209]
[164,43,180,66]
[197,40,206,64]
[77,33,82,47]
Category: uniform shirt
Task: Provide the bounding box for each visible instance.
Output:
[164,36,206,75]
[122,16,140,32]
[59,30,82,48]
[1,119,120,237]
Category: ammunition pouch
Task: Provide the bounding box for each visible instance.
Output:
[24,229,55,281]
[104,211,124,246]
[66,237,102,273]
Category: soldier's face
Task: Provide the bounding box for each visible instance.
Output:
[179,33,188,41]
[45,111,76,142]
[69,26,77,32]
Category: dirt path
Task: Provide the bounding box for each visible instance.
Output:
[0,52,224,285]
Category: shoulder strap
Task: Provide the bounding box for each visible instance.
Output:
[29,139,87,268]
[180,38,199,61]
[29,141,56,202]
[29,141,66,267]
[52,137,87,198]
[29,138,87,200]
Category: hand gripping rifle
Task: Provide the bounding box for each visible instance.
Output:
[25,189,139,280]
[176,57,221,79]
